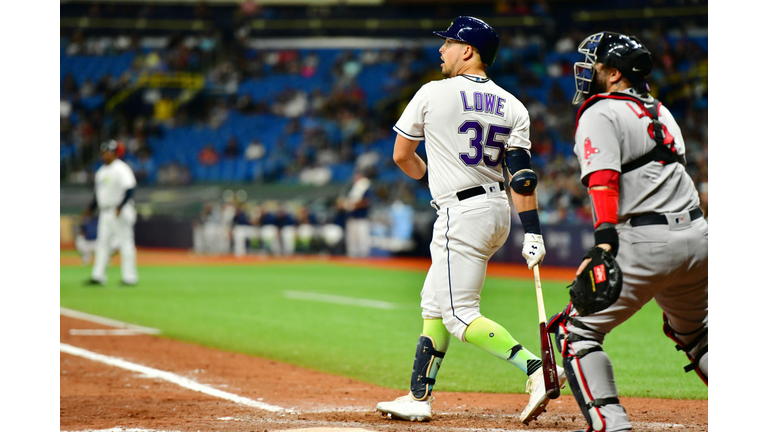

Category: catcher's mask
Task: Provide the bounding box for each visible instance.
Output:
[572,31,652,105]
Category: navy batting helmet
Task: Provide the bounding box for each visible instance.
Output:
[572,31,652,105]
[434,16,500,66]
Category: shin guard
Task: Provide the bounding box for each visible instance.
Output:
[662,313,708,385]
[410,335,446,400]
[563,351,627,432]
[549,304,630,432]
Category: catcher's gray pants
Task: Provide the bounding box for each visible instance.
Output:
[565,215,708,431]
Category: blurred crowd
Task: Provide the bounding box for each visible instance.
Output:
[192,173,417,258]
[60,0,708,224]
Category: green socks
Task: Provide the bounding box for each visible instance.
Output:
[412,319,451,398]
[422,318,451,353]
[464,316,542,375]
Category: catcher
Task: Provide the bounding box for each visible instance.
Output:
[547,32,708,432]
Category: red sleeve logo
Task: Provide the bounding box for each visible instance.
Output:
[584,137,600,160]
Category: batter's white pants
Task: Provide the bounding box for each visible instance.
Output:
[420,187,510,340]
[345,218,371,258]
[91,206,138,284]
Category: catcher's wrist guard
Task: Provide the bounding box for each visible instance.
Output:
[594,224,619,254]
[569,247,623,316]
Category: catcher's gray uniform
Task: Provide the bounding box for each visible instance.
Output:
[552,88,708,431]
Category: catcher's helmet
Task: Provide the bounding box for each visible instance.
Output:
[572,31,652,105]
[434,16,500,66]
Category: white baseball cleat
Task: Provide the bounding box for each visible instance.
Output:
[520,365,567,424]
[376,394,433,422]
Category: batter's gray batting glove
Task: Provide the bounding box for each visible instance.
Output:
[522,233,546,269]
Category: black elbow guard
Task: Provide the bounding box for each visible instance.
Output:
[505,148,537,194]
[510,169,538,194]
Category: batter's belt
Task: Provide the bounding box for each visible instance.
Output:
[431,182,505,210]
[629,207,703,227]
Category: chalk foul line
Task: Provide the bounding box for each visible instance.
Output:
[283,290,397,309]
[60,307,161,335]
[60,343,292,413]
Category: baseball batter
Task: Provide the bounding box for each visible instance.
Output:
[84,140,139,286]
[376,17,565,424]
[547,32,708,432]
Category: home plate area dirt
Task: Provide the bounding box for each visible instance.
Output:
[60,315,707,432]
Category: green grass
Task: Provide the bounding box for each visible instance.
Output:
[60,258,707,400]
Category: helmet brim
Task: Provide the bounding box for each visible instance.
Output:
[433,31,457,41]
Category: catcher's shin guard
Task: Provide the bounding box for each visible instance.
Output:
[410,335,446,400]
[547,303,577,354]
[662,313,708,385]
[548,304,630,432]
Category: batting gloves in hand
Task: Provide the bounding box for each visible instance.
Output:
[522,233,546,269]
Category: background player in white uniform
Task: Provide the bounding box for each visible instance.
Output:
[376,17,565,425]
[342,170,373,258]
[84,140,139,286]
[547,32,708,432]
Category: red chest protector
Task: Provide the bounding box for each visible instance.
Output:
[576,93,685,173]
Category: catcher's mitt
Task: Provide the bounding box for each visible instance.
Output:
[569,247,623,316]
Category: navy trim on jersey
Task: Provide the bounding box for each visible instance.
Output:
[393,125,424,140]
[445,208,469,327]
[459,74,490,83]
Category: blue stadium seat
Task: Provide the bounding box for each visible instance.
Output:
[330,162,356,183]
[218,158,236,181]
[79,95,104,110]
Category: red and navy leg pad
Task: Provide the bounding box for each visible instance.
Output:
[547,303,576,354]
[548,304,630,432]
[662,313,708,385]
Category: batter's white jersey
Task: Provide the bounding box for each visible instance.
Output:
[94,159,137,209]
[573,89,700,219]
[394,74,531,199]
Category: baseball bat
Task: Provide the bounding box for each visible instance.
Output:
[533,264,560,399]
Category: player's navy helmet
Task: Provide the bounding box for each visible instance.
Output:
[572,31,653,105]
[434,16,500,66]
